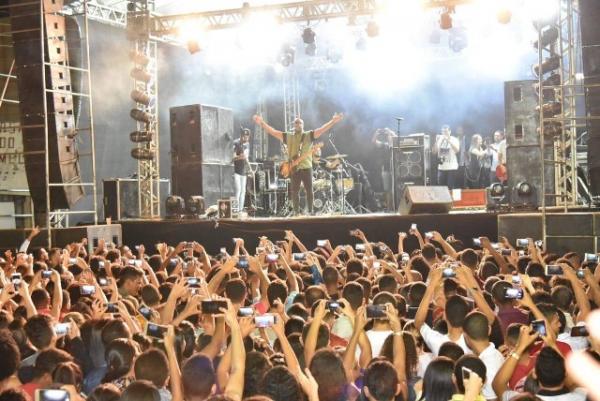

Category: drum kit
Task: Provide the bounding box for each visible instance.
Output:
[247,149,368,217]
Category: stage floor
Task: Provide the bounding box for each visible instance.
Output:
[119,211,498,254]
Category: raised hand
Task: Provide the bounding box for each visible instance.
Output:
[253,114,264,125]
[332,113,344,123]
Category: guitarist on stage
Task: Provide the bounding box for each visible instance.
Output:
[253,113,343,215]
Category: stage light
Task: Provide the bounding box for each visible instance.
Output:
[186,196,205,217]
[489,183,505,198]
[448,28,468,53]
[302,27,316,44]
[537,101,562,117]
[510,182,537,209]
[533,55,560,77]
[130,109,152,123]
[497,8,512,24]
[165,196,185,219]
[279,44,295,67]
[366,20,379,38]
[129,131,153,142]
[130,67,152,83]
[187,40,202,55]
[131,148,156,160]
[130,89,151,106]
[439,7,453,30]
[130,51,150,66]
[516,182,532,196]
[533,26,558,50]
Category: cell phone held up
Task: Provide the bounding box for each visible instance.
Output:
[146,323,168,339]
[202,300,227,314]
[36,389,70,401]
[366,304,387,319]
[503,287,524,300]
[531,319,547,337]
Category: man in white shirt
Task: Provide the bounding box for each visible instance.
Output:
[432,125,460,189]
[463,311,504,401]
[487,130,505,184]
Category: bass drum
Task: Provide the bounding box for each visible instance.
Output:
[312,190,329,214]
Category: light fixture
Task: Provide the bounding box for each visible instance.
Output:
[489,183,505,198]
[440,7,454,30]
[130,67,152,83]
[302,27,315,44]
[186,196,205,217]
[130,109,152,123]
[497,8,512,24]
[131,148,156,160]
[279,44,295,67]
[533,55,560,77]
[130,89,151,106]
[516,182,532,196]
[366,20,379,37]
[129,131,153,142]
[533,26,559,50]
[165,196,185,219]
[187,40,201,55]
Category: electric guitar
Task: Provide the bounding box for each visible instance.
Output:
[280,142,324,178]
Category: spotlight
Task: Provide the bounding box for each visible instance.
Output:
[439,7,453,30]
[516,182,532,196]
[533,55,560,77]
[187,40,202,55]
[490,183,505,198]
[131,148,156,160]
[130,51,150,66]
[130,109,152,123]
[130,67,152,83]
[511,181,537,209]
[302,27,316,44]
[186,196,205,217]
[129,131,153,142]
[536,101,562,117]
[448,28,467,53]
[130,89,151,106]
[305,42,316,56]
[533,26,559,50]
[497,8,512,24]
[165,195,185,219]
[279,45,295,67]
[486,183,509,211]
[366,20,379,38]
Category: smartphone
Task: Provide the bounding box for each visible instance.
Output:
[516,238,529,248]
[220,247,227,255]
[472,238,482,247]
[584,253,599,263]
[293,253,306,261]
[425,232,434,240]
[355,243,366,251]
[535,240,543,248]
[577,269,585,279]
[317,240,327,247]
[442,267,456,278]
[36,389,70,401]
[503,287,524,300]
[238,307,254,317]
[98,261,105,269]
[80,285,96,296]
[42,270,52,279]
[237,256,249,269]
[531,319,547,337]
[501,249,512,256]
[106,303,119,313]
[202,300,227,314]
[266,254,278,263]
[54,323,70,336]
[461,366,472,382]
[98,277,109,286]
[401,253,410,263]
[545,264,563,276]
[366,304,387,319]
[511,274,521,284]
[410,224,417,231]
[11,273,22,289]
[349,229,359,236]
[571,325,589,337]
[69,257,77,264]
[254,314,276,328]
[326,301,341,312]
[518,250,525,257]
[373,261,381,269]
[139,306,153,320]
[146,322,168,339]
[129,259,142,268]
[186,277,201,287]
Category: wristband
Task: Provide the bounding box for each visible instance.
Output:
[510,352,521,361]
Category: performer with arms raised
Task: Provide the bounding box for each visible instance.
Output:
[253,113,343,215]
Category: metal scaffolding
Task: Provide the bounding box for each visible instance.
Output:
[128,0,161,218]
[283,67,301,133]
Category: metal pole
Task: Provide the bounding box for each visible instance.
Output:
[83,0,99,224]
[0,59,15,111]
[537,13,547,248]
[40,0,52,246]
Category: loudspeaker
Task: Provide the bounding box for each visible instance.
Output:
[9,0,84,212]
[398,186,452,215]
[392,134,430,208]
[170,104,235,205]
[103,178,170,220]
[504,80,554,207]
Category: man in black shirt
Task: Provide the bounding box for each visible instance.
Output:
[233,129,251,212]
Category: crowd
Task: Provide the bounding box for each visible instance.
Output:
[0,225,599,401]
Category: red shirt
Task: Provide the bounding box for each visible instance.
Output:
[21,382,40,400]
[508,341,572,390]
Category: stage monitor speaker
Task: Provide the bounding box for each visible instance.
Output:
[398,185,452,215]
[392,134,431,209]
[170,104,235,205]
[9,0,84,212]
[103,178,170,220]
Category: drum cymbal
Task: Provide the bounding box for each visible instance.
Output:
[326,154,348,160]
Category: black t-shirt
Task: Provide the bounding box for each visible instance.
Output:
[233,139,249,175]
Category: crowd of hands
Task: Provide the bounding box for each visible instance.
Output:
[0,224,600,401]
